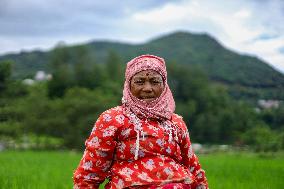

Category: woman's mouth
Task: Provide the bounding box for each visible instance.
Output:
[140,96,155,99]
[140,96,156,102]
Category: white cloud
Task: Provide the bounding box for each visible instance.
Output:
[241,37,284,72]
[0,35,94,55]
[0,0,283,73]
[126,0,284,73]
[133,3,190,23]
[234,9,251,19]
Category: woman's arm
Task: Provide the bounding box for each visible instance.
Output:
[179,119,208,189]
[73,111,118,189]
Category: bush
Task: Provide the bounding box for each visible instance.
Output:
[242,124,282,152]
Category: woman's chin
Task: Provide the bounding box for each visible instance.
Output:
[141,98,156,102]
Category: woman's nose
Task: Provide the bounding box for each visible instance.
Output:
[142,82,153,92]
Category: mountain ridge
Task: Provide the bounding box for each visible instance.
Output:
[1,30,283,100]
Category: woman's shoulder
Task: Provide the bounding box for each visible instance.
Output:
[171,113,188,130]
[172,113,184,122]
[102,106,123,115]
[98,106,125,123]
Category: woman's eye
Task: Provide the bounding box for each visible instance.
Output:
[134,81,144,85]
[152,80,161,84]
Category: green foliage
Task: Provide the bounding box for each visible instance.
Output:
[0,60,13,96]
[259,104,284,130]
[59,87,118,149]
[0,47,283,150]
[47,46,123,98]
[242,124,282,152]
[47,45,75,98]
[0,121,22,138]
[0,134,64,150]
[105,50,124,83]
[1,31,284,101]
[0,50,50,78]
[0,61,12,91]
[168,63,261,144]
[1,83,119,150]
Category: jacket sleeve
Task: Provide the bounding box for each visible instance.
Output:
[179,119,208,189]
[73,111,118,189]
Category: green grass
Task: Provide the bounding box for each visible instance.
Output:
[200,152,284,189]
[0,151,283,189]
[0,151,79,189]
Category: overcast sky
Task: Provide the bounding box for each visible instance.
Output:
[1,0,284,73]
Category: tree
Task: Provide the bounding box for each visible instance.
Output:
[72,45,97,89]
[105,50,124,83]
[242,124,282,152]
[0,60,12,94]
[47,46,73,98]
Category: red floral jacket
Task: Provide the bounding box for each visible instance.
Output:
[73,106,208,189]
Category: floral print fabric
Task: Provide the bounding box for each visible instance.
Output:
[73,106,208,189]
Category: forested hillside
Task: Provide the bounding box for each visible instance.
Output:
[0,43,283,151]
[1,31,283,101]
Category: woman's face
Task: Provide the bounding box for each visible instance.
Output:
[130,70,165,102]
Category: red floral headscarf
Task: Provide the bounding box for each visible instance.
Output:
[122,54,175,120]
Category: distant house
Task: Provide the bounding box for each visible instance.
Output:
[22,71,52,85]
[22,78,35,85]
[258,99,280,109]
[34,71,52,81]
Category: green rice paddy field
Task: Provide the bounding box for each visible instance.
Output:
[0,151,283,189]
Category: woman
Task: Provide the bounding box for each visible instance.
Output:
[73,55,208,189]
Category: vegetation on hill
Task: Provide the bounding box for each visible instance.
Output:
[0,31,283,102]
[0,46,283,151]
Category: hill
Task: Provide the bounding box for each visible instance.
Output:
[0,31,283,101]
